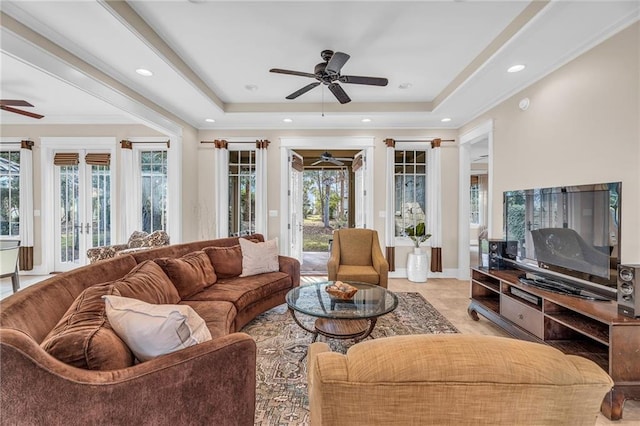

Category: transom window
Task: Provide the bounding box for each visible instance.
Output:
[394,149,428,238]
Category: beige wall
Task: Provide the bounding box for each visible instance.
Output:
[461,22,640,263]
[196,129,459,271]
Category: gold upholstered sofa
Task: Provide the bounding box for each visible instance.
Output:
[308,334,613,425]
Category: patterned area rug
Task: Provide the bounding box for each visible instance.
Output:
[242,292,459,426]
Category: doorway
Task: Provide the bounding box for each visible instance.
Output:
[53,150,113,271]
[458,120,493,280]
[280,137,375,271]
[295,149,359,275]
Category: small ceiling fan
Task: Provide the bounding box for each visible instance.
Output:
[270,49,388,104]
[0,100,44,119]
[311,151,352,166]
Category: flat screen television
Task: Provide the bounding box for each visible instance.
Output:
[503,182,621,300]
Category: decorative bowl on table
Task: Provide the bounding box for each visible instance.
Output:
[325,281,358,300]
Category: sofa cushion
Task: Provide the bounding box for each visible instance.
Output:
[112,260,181,305]
[336,265,380,284]
[239,238,279,277]
[103,295,212,362]
[185,271,291,311]
[154,251,217,299]
[179,300,237,339]
[41,282,134,370]
[204,245,243,279]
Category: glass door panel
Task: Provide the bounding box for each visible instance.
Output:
[55,151,112,271]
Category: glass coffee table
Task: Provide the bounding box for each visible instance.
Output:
[285,281,398,345]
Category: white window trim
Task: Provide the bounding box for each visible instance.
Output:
[279,137,375,257]
[0,138,28,242]
[386,142,431,248]
[41,137,117,273]
[128,137,181,243]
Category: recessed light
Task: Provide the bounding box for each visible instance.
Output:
[245,84,258,91]
[135,68,153,77]
[283,118,293,123]
[205,118,215,123]
[398,82,413,89]
[507,64,526,73]
[441,118,452,122]
[362,118,371,123]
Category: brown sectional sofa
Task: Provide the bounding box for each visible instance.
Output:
[0,234,300,426]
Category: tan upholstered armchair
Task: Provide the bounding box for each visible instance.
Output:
[327,229,388,288]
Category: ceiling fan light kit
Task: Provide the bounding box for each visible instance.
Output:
[270,49,388,104]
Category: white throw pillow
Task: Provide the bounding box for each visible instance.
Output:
[239,238,279,277]
[103,295,212,362]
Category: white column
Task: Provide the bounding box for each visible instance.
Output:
[213,140,229,238]
[254,140,269,236]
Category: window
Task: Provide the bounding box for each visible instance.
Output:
[140,150,167,233]
[470,176,480,224]
[0,150,20,237]
[228,150,255,236]
[394,149,427,238]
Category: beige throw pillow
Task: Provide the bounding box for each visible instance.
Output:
[103,295,212,362]
[238,238,279,277]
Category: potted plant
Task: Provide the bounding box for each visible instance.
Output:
[405,222,432,253]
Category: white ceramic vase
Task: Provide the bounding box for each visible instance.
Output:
[407,247,429,283]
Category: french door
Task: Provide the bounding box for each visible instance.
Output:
[54,150,113,271]
[289,151,304,261]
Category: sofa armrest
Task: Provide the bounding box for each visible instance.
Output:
[1,329,257,426]
[87,243,129,263]
[278,255,301,288]
[371,239,389,288]
[327,244,340,282]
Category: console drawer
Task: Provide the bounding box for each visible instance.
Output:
[500,294,543,339]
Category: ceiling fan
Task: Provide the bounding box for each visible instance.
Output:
[0,100,44,119]
[270,49,388,104]
[311,151,352,166]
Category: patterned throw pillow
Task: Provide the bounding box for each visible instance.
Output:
[127,231,149,248]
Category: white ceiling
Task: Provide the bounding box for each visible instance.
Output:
[1,1,638,133]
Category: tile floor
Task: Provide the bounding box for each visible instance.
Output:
[3,273,639,424]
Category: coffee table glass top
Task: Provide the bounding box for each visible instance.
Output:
[286,281,398,320]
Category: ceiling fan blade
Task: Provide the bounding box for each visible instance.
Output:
[328,83,351,104]
[340,75,389,86]
[325,51,350,74]
[328,158,344,166]
[286,82,321,100]
[0,105,44,119]
[270,68,317,79]
[0,99,34,107]
[311,160,323,166]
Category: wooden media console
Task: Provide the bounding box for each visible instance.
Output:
[468,267,640,420]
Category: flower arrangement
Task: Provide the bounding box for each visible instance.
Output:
[405,221,432,248]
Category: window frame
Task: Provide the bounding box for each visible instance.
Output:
[388,143,430,247]
[0,146,21,239]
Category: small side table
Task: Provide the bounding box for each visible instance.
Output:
[407,249,428,282]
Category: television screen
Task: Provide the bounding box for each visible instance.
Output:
[504,182,620,291]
